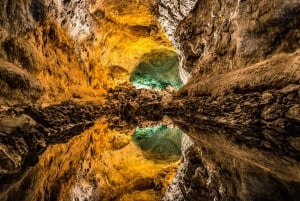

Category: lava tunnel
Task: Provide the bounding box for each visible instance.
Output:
[130,50,183,89]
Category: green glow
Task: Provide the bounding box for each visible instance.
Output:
[133,126,183,161]
[130,53,183,90]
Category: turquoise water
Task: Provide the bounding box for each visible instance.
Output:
[133,125,183,161]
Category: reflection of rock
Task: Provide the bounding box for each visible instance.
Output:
[133,126,182,161]
[0,101,103,186]
[0,101,181,201]
[164,134,202,201]
[165,121,300,201]
[0,0,299,201]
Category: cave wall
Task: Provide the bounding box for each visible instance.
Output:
[0,0,173,105]
[157,0,198,83]
[159,0,300,96]
[159,0,300,200]
[1,0,299,200]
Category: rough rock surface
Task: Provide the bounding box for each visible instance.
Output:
[163,84,300,200]
[0,0,300,201]
[1,81,300,200]
[101,81,299,200]
[158,0,197,45]
[157,0,198,83]
[0,96,181,201]
[156,0,300,200]
[0,0,173,104]
[158,0,300,96]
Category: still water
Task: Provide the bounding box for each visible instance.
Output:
[1,119,183,201]
[1,117,300,201]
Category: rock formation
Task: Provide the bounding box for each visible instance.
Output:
[0,0,173,105]
[158,0,300,200]
[0,0,300,201]
[169,0,300,96]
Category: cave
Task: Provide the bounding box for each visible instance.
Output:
[133,126,183,161]
[0,0,300,201]
[130,51,183,90]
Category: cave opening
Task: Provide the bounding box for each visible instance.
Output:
[130,50,183,90]
[132,125,183,162]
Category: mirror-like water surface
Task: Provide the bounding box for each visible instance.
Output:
[1,119,183,201]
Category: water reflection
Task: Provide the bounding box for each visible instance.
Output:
[164,117,300,201]
[0,119,182,201]
[133,126,182,161]
[1,115,300,201]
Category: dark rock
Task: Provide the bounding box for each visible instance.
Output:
[30,0,46,22]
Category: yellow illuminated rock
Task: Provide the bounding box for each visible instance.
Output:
[17,119,179,201]
[0,0,174,104]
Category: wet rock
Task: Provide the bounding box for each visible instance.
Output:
[0,60,43,102]
[273,118,288,133]
[288,137,300,152]
[0,144,23,175]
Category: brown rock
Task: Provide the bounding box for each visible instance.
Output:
[279,84,300,94]
[262,104,281,121]
[286,105,300,123]
[261,92,274,105]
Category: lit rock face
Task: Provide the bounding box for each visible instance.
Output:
[1,1,299,201]
[157,0,198,45]
[158,0,300,95]
[0,0,173,104]
[157,0,198,83]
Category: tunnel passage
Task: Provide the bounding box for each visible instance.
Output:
[130,50,183,90]
[133,125,183,162]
